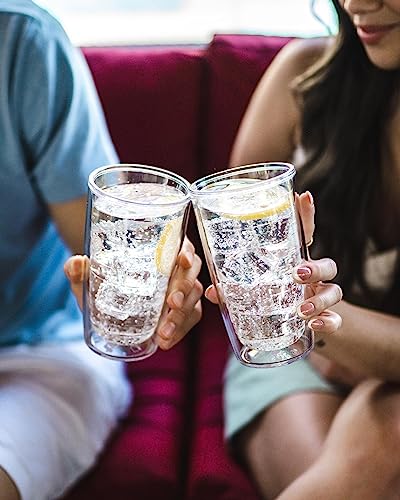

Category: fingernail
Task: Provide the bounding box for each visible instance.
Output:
[296,266,312,281]
[300,302,315,316]
[204,286,212,299]
[310,319,325,330]
[306,191,314,206]
[184,251,194,267]
[171,291,184,308]
[161,322,175,339]
[72,259,82,278]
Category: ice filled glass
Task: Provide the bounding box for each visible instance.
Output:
[191,162,313,367]
[84,164,190,361]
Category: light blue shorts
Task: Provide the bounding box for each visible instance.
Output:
[223,353,337,440]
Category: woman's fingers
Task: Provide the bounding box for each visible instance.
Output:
[296,191,315,246]
[307,309,343,335]
[297,282,343,319]
[64,255,89,310]
[293,257,338,284]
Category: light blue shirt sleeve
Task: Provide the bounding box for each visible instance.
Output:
[13,13,118,203]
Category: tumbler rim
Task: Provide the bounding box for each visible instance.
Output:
[88,163,191,206]
[189,162,295,197]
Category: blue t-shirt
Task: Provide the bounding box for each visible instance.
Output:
[0,0,118,346]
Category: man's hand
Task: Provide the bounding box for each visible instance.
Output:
[64,237,203,351]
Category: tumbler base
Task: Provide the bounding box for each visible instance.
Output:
[87,332,158,362]
[239,330,314,368]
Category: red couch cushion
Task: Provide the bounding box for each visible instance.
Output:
[187,34,291,499]
[66,35,294,500]
[66,46,204,499]
[202,34,291,173]
[186,304,262,500]
[65,340,192,499]
[83,46,204,183]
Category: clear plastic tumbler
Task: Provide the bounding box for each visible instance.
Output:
[190,162,313,368]
[84,164,191,361]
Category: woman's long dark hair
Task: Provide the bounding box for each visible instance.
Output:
[294,0,400,311]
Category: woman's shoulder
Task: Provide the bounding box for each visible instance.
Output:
[274,37,332,80]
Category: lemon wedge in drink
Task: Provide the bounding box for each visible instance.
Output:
[221,184,291,221]
[155,218,182,275]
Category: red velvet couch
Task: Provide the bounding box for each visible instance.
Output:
[65,34,291,500]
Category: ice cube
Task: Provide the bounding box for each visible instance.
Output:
[112,255,157,296]
[253,215,290,245]
[207,219,240,252]
[95,281,137,321]
[221,250,272,284]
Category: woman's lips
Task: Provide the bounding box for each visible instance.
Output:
[357,23,399,44]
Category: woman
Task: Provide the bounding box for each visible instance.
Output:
[215,0,400,498]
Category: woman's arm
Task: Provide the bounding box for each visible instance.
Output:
[312,301,400,382]
[227,37,400,382]
[229,38,326,167]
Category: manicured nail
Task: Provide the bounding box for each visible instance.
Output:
[310,319,325,330]
[306,191,314,206]
[171,291,184,308]
[161,322,175,338]
[300,302,315,316]
[296,266,312,281]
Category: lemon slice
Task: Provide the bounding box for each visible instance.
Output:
[222,186,291,221]
[155,218,182,275]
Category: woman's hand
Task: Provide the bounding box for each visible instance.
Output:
[64,237,203,351]
[294,191,342,336]
[307,351,365,388]
[205,191,343,338]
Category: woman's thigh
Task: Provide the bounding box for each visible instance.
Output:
[239,390,343,497]
[224,354,345,496]
[323,379,400,467]
[282,380,400,500]
[241,379,400,500]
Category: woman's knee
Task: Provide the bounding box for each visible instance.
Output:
[237,391,342,471]
[368,381,400,450]
[324,380,400,471]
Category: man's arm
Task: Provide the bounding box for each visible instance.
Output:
[49,197,87,255]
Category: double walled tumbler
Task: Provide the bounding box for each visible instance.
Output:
[191,162,313,368]
[84,164,191,361]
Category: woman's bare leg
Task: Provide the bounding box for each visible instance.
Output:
[237,391,343,498]
[288,379,400,500]
[240,380,400,500]
[0,468,19,500]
